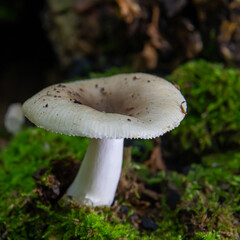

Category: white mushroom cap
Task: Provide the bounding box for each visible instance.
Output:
[4,103,25,135]
[23,73,187,139]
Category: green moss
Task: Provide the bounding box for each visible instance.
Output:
[43,207,140,240]
[162,60,240,238]
[1,61,240,239]
[1,128,239,239]
[0,193,141,239]
[156,152,239,239]
[167,60,240,154]
[193,231,221,240]
[0,127,183,239]
[0,128,142,239]
[0,127,88,194]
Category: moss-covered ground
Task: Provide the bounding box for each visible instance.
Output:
[0,60,239,239]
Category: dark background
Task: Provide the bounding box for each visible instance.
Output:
[0,0,58,127]
[1,0,239,129]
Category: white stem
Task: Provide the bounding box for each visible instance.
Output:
[66,138,124,206]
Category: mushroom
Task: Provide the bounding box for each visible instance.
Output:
[22,73,187,206]
[4,103,25,135]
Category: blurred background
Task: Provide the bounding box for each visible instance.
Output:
[0,0,240,132]
[1,2,240,238]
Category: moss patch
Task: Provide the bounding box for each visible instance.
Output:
[166,59,240,156]
[0,127,239,239]
[0,127,88,194]
[1,61,240,239]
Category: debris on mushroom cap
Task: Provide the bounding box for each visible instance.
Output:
[23,73,187,139]
[4,103,25,135]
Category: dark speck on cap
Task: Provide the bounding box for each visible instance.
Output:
[74,100,82,105]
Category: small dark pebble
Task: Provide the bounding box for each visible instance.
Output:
[166,189,181,210]
[127,119,131,121]
[141,216,158,231]
[119,206,129,214]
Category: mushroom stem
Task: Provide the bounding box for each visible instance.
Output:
[66,138,124,206]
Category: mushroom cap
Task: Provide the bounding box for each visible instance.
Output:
[23,73,187,139]
[4,103,25,134]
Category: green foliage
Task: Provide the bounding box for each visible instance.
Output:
[1,61,240,239]
[129,149,240,238]
[43,207,139,240]
[0,127,142,240]
[158,151,240,239]
[0,127,88,195]
[167,60,240,154]
[193,231,221,240]
[0,193,141,240]
[152,197,184,240]
[162,59,240,238]
[1,125,239,239]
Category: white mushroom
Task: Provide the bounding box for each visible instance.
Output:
[22,73,187,206]
[4,103,25,135]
